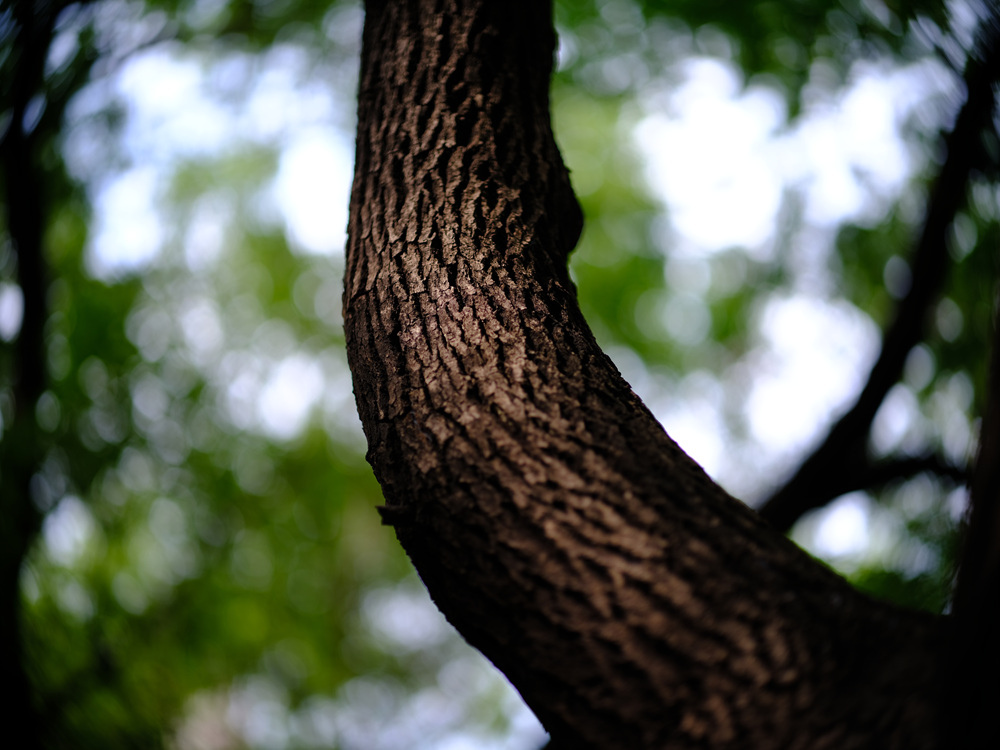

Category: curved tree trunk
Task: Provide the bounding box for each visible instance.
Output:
[343,1,945,747]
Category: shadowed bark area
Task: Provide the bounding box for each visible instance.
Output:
[343,1,945,747]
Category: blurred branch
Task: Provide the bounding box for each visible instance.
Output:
[829,453,968,505]
[859,453,968,490]
[758,20,1000,533]
[0,2,82,745]
[760,448,967,521]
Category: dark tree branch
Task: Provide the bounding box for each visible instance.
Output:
[814,453,969,509]
[860,453,968,491]
[759,22,1000,532]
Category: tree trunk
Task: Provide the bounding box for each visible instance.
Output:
[343,1,946,747]
[0,4,60,747]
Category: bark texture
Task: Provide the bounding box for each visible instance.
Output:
[344,1,945,747]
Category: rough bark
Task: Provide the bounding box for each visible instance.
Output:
[344,1,945,747]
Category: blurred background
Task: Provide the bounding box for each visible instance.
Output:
[0,0,994,747]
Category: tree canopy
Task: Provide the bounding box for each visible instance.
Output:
[1,0,996,747]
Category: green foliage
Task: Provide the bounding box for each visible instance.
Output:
[849,476,963,614]
[835,208,917,327]
[556,0,949,116]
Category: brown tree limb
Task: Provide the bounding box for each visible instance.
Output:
[344,1,946,746]
[758,19,1000,533]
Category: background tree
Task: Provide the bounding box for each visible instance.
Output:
[0,0,995,747]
